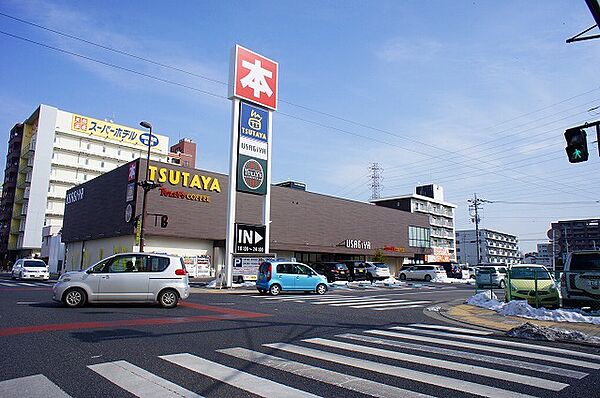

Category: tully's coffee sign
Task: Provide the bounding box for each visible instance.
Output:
[345,239,372,250]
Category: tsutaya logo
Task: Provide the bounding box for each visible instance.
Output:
[242,158,264,190]
[239,102,269,161]
[345,239,372,250]
[231,45,279,110]
[148,165,221,192]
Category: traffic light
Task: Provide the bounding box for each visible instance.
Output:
[564,127,588,163]
[160,215,168,228]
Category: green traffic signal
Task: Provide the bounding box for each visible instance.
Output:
[564,128,588,163]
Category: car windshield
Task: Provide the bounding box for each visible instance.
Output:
[510,268,551,280]
[477,268,496,274]
[570,253,600,271]
[335,264,348,270]
[373,263,387,268]
[24,260,46,267]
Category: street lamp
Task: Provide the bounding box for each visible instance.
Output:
[138,120,156,253]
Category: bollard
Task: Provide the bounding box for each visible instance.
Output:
[506,268,511,302]
[489,271,493,299]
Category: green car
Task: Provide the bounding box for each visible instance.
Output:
[505,265,560,309]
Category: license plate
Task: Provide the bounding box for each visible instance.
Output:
[340,271,345,274]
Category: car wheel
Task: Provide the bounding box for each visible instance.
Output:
[269,284,281,296]
[63,288,86,308]
[316,283,327,295]
[10,272,15,280]
[424,274,432,282]
[158,289,179,308]
[367,274,373,282]
[499,280,506,289]
[399,274,406,281]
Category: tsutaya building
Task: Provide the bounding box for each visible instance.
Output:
[61,159,433,277]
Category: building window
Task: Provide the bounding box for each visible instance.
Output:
[409,226,431,248]
[87,143,91,150]
[101,161,105,168]
[85,158,89,165]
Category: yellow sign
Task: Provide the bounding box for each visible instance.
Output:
[148,165,221,193]
[71,114,166,151]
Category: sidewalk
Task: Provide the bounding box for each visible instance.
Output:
[441,299,600,341]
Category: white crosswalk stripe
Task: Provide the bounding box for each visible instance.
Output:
[0,375,71,398]
[1,325,596,398]
[0,282,52,287]
[160,353,319,397]
[367,329,600,369]
[88,360,202,398]
[252,293,431,310]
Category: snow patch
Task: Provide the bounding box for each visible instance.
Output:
[507,322,600,344]
[467,292,600,325]
[426,306,443,312]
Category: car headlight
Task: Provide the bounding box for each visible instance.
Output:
[58,275,71,282]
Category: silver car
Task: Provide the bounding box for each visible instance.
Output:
[53,253,189,308]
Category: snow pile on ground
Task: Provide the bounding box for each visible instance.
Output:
[507,322,600,344]
[206,279,218,288]
[205,279,256,289]
[432,276,475,285]
[426,306,443,312]
[467,292,600,325]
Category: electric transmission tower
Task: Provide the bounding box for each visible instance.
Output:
[369,163,384,200]
[467,193,490,264]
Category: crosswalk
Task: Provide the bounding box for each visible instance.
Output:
[2,323,597,397]
[250,293,433,311]
[0,281,53,288]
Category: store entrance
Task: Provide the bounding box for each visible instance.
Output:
[294,252,365,265]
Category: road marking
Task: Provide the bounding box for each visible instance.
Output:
[0,374,71,398]
[218,347,435,398]
[373,304,429,311]
[390,326,600,362]
[0,283,13,286]
[408,323,494,335]
[18,283,36,286]
[16,301,40,305]
[160,353,320,398]
[366,329,600,369]
[351,300,429,309]
[88,360,201,398]
[304,338,568,391]
[318,298,397,305]
[264,342,538,398]
[337,333,588,379]
[257,295,354,301]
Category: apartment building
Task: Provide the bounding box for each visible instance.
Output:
[455,228,520,265]
[0,104,176,262]
[371,184,457,262]
[548,218,600,268]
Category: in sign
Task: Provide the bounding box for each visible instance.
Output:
[235,223,266,254]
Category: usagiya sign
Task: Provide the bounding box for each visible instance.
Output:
[148,166,221,193]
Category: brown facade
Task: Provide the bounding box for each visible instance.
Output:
[63,159,432,259]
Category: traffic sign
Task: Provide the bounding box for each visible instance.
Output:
[235,223,266,254]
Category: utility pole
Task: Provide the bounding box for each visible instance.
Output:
[368,163,383,200]
[468,194,489,264]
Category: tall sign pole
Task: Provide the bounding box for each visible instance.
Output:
[226,45,278,287]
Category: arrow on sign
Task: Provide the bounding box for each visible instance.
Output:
[254,231,263,244]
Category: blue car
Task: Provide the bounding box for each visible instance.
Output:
[256,260,328,296]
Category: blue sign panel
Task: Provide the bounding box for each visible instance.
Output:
[139,133,159,147]
[240,102,268,143]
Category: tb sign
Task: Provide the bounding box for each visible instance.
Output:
[230,45,279,110]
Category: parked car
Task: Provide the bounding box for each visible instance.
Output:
[505,264,560,308]
[11,258,50,280]
[52,253,189,308]
[399,265,445,282]
[343,261,368,281]
[468,267,478,279]
[561,250,600,309]
[475,266,506,288]
[426,262,463,278]
[363,261,391,281]
[312,262,350,283]
[256,260,328,296]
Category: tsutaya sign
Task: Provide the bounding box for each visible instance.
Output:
[225,45,278,287]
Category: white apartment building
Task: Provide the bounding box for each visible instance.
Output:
[535,242,552,268]
[372,184,457,262]
[7,104,169,264]
[455,228,520,265]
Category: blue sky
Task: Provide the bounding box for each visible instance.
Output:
[0,1,599,253]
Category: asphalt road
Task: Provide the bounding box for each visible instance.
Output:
[0,277,598,398]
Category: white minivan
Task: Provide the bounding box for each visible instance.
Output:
[53,253,189,308]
